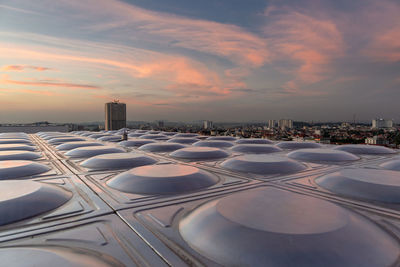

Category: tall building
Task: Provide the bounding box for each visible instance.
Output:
[278,119,293,130]
[203,120,213,129]
[268,120,276,129]
[372,118,393,129]
[105,101,126,131]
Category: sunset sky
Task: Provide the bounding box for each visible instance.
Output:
[0,0,399,123]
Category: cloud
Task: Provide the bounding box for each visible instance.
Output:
[53,0,270,67]
[0,4,41,15]
[360,1,400,62]
[1,65,53,71]
[265,10,344,85]
[2,78,100,90]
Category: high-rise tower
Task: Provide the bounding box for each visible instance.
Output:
[105,100,126,130]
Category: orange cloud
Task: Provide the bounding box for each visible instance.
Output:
[1,65,53,71]
[2,78,100,90]
[268,11,343,82]
[0,88,62,96]
[61,0,270,67]
[265,10,344,93]
[0,41,241,99]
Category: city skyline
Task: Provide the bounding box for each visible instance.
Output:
[1,0,399,123]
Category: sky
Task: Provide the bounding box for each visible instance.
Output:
[0,0,399,123]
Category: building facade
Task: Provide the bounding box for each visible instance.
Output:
[268,120,276,129]
[372,118,393,129]
[278,119,293,130]
[105,101,126,131]
[203,120,213,130]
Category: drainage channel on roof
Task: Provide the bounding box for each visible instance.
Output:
[316,168,400,203]
[221,155,306,175]
[334,144,396,155]
[235,138,273,144]
[167,138,199,144]
[170,147,230,160]
[276,141,323,150]
[380,159,400,171]
[230,144,282,154]
[0,151,42,161]
[0,139,33,145]
[56,141,104,151]
[0,247,122,266]
[65,146,125,158]
[106,164,218,195]
[179,187,399,266]
[193,140,234,148]
[80,153,157,171]
[0,144,36,151]
[287,149,360,163]
[0,160,51,179]
[138,143,185,153]
[119,139,155,147]
[0,180,71,225]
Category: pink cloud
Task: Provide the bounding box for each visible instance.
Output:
[58,0,270,67]
[266,11,344,85]
[2,78,100,90]
[1,65,53,71]
[0,41,243,100]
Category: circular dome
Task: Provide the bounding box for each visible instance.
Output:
[48,137,86,145]
[97,135,122,142]
[128,133,145,138]
[65,146,125,158]
[235,138,273,144]
[80,132,95,137]
[135,130,148,134]
[174,133,198,138]
[316,168,400,203]
[162,132,179,136]
[380,159,400,171]
[193,140,234,148]
[167,138,199,144]
[43,135,75,141]
[221,155,306,175]
[139,134,168,140]
[0,144,36,151]
[80,153,157,170]
[230,144,282,154]
[0,180,71,225]
[207,136,237,141]
[147,130,160,134]
[138,143,185,153]
[179,187,399,266]
[0,139,33,145]
[106,164,218,195]
[0,160,51,179]
[334,145,396,155]
[56,141,104,151]
[287,149,360,163]
[119,139,155,147]
[0,150,41,161]
[170,147,230,160]
[0,247,123,266]
[276,142,323,150]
